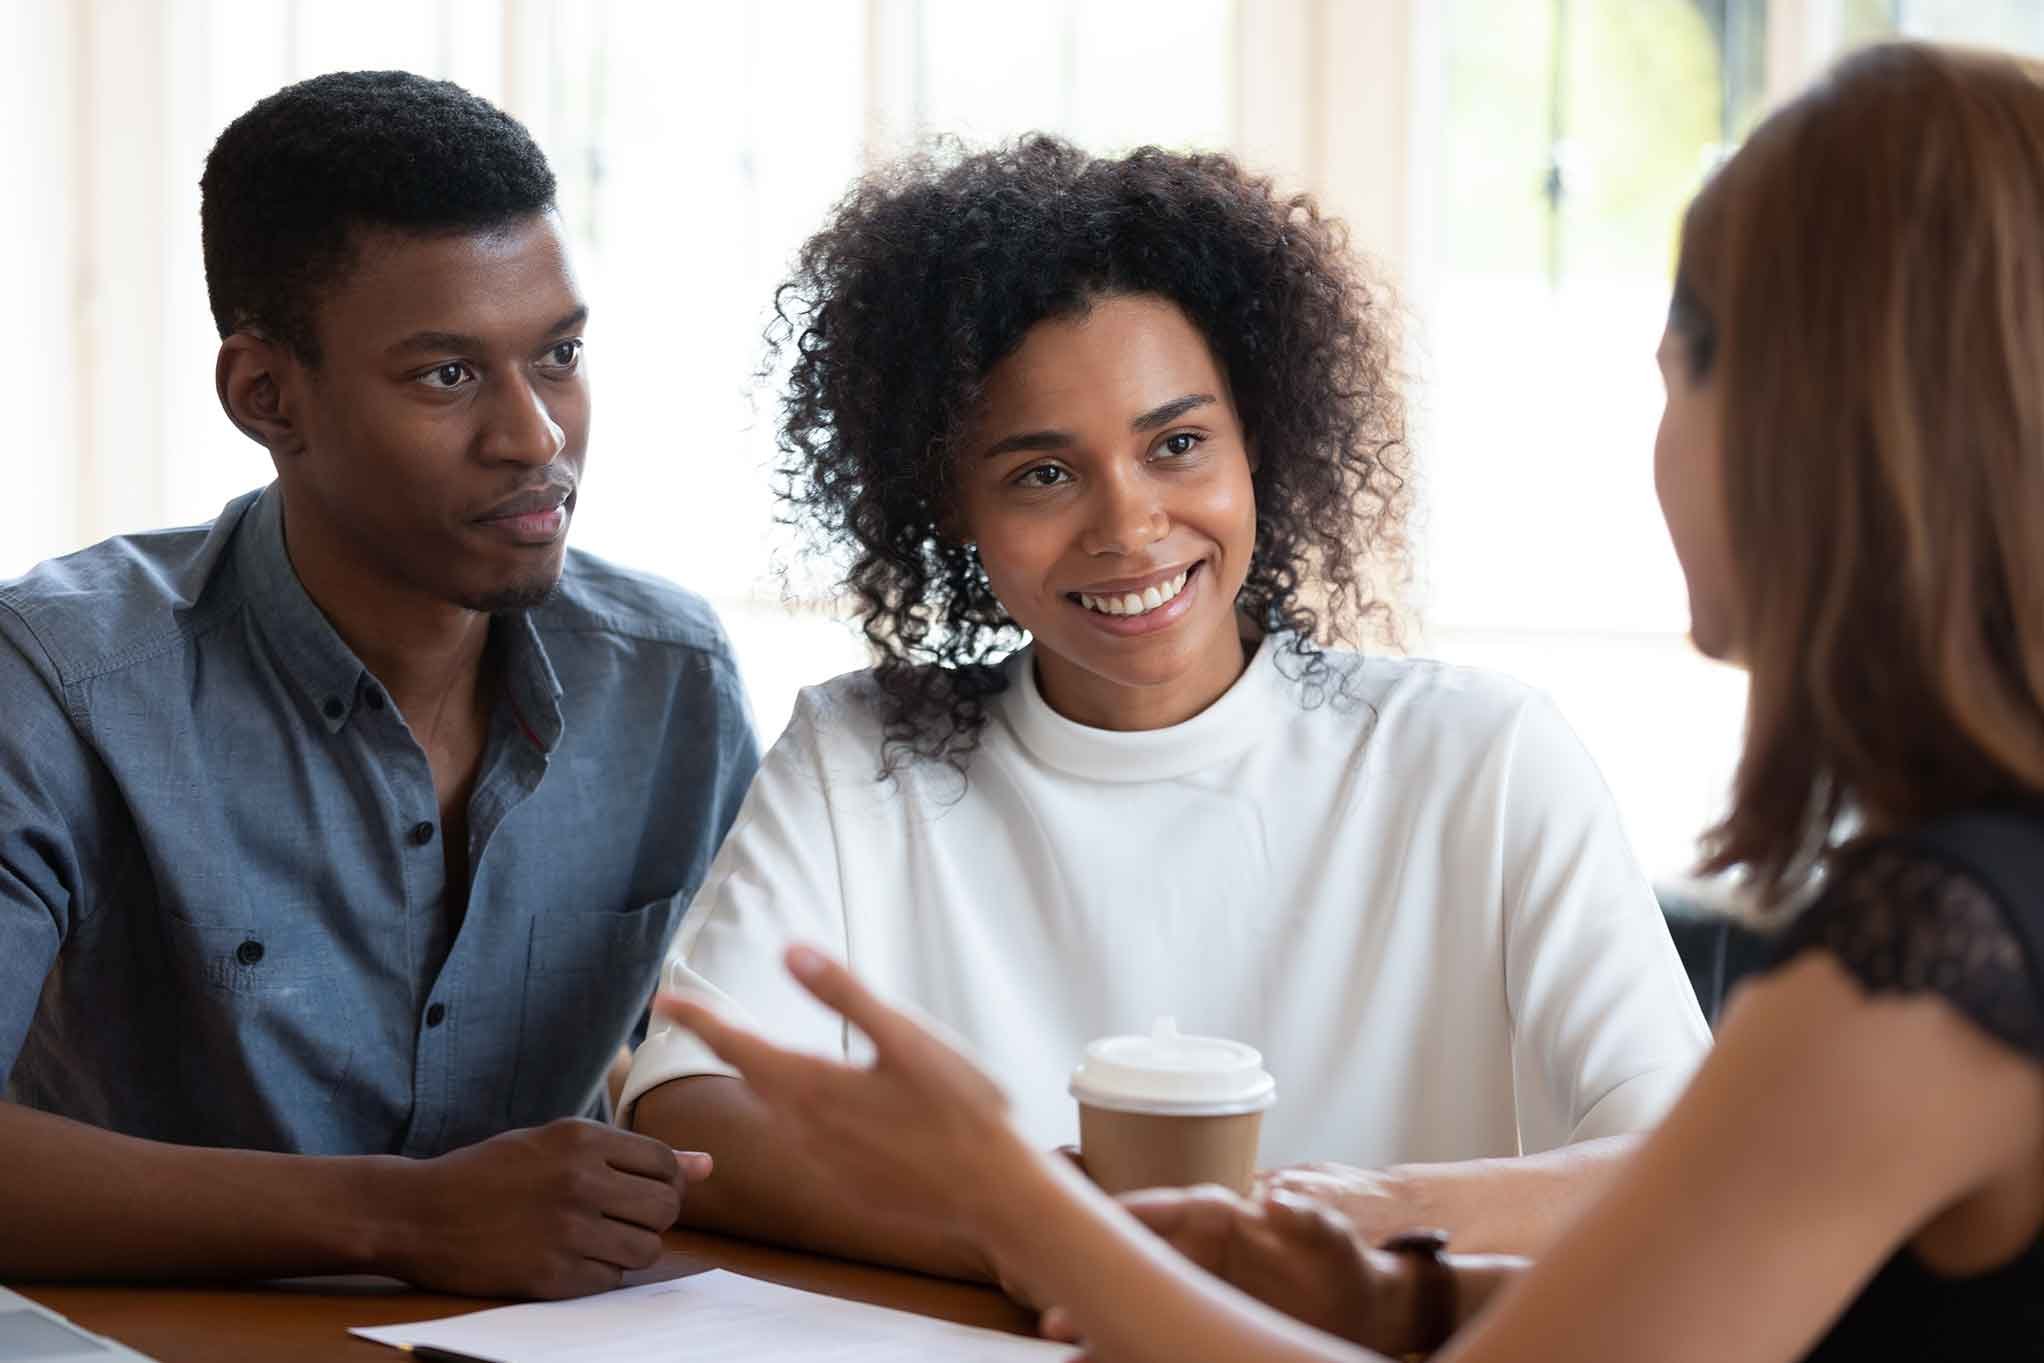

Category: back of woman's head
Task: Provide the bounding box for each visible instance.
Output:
[1676,43,2044,899]
[770,135,1406,773]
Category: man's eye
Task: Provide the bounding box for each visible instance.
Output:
[420,363,471,390]
[1160,432,1202,456]
[544,340,583,369]
[1018,465,1068,488]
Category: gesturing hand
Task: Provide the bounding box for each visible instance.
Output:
[1041,1184,1406,1352]
[389,1117,710,1299]
[651,945,1025,1236]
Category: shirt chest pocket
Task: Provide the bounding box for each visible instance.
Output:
[511,896,687,1127]
[159,912,358,1150]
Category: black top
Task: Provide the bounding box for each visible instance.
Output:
[1765,808,2044,1362]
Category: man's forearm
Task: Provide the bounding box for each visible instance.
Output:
[1380,1135,1640,1256]
[0,1101,411,1280]
[631,1074,992,1280]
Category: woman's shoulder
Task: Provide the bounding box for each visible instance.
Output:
[1773,806,2044,1062]
[1286,646,1565,749]
[768,663,988,803]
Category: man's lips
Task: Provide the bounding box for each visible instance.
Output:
[476,486,574,523]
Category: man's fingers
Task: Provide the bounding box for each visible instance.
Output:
[598,1166,685,1232]
[597,1128,683,1182]
[579,1218,666,1272]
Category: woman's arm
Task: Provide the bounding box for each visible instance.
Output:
[1259,1135,1638,1256]
[1437,953,2044,1362]
[660,944,2043,1363]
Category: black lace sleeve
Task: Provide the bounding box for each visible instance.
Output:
[1770,845,2044,1060]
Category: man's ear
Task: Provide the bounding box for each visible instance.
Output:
[215,334,305,455]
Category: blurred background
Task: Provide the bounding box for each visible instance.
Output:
[7,0,2042,881]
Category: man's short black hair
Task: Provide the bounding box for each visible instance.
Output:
[200,69,557,363]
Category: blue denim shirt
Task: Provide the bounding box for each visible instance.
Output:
[0,487,759,1156]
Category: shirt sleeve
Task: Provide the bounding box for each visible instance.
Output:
[619,688,851,1121]
[0,607,95,1086]
[1495,691,1713,1148]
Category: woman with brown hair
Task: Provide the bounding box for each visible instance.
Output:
[655,41,2044,1361]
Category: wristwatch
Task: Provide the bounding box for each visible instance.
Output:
[1381,1227,1454,1359]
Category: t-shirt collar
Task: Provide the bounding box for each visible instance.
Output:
[996,630,1288,783]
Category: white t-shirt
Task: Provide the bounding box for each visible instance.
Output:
[625,636,1710,1167]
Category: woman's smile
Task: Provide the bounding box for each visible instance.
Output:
[1066,561,1205,634]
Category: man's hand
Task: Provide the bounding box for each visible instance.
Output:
[386,1117,710,1298]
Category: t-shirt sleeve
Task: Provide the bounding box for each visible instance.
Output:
[1495,691,1713,1147]
[0,608,91,1086]
[619,689,851,1121]
[1768,844,2044,1061]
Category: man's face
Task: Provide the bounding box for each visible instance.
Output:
[281,212,590,612]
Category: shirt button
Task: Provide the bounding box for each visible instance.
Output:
[321,697,344,721]
[408,821,435,847]
[425,1003,447,1028]
[236,939,265,966]
[364,687,386,711]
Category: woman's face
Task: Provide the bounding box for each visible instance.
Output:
[1654,324,1740,662]
[952,293,1259,730]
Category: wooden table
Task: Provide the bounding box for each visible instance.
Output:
[14,1229,1039,1360]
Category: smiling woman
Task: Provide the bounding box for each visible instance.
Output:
[624,137,1711,1280]
[952,296,1260,732]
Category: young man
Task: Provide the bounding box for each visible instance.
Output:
[0,71,758,1298]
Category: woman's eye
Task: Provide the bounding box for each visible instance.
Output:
[420,362,471,390]
[1160,432,1202,457]
[1018,465,1069,489]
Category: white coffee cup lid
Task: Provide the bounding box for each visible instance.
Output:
[1069,1017,1277,1117]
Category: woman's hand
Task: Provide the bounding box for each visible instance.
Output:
[1256,1162,1427,1245]
[650,945,1030,1240]
[1041,1184,1418,1356]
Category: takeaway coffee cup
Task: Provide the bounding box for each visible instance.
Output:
[1069,1017,1277,1196]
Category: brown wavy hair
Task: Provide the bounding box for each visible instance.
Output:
[1674,43,2044,903]
[768,136,1408,775]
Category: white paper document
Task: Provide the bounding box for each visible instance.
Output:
[349,1269,1072,1362]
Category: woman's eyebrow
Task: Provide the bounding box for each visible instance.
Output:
[1131,393,1217,431]
[981,428,1075,458]
[980,393,1217,458]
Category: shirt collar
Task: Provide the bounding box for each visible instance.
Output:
[234,485,373,735]
[495,607,566,755]
[234,483,567,751]
[995,630,1288,783]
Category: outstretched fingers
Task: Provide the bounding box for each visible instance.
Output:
[781,943,926,1058]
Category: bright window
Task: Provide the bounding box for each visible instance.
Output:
[13,0,2044,879]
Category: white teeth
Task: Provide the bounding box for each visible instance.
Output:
[1076,568,1193,617]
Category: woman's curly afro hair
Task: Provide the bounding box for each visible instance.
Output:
[770,134,1409,774]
